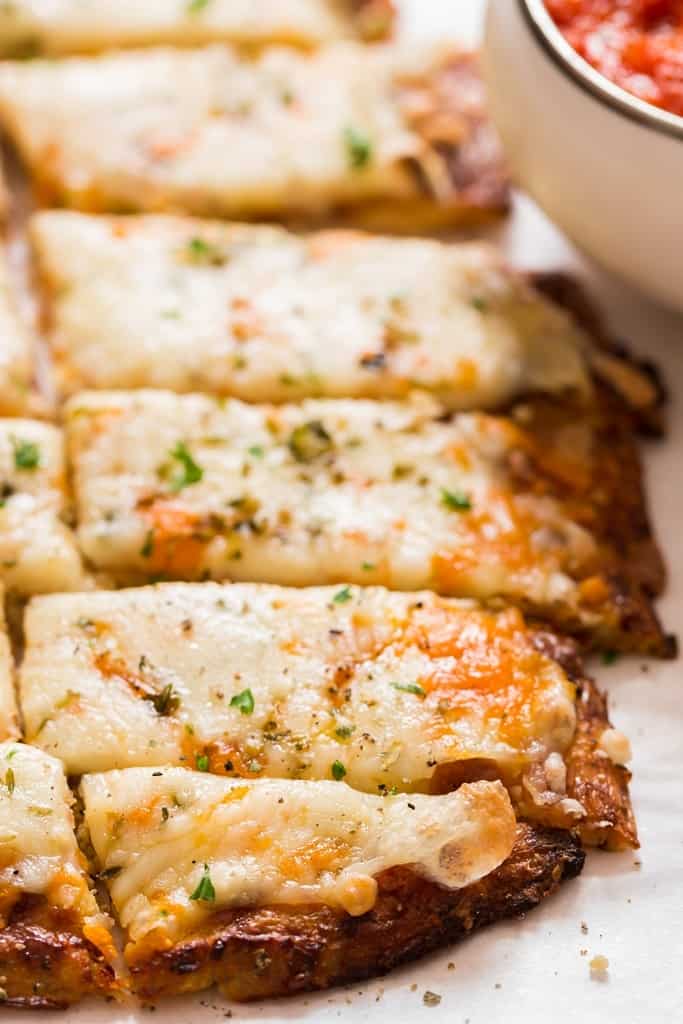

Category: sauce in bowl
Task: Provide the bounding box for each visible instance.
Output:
[545,0,683,117]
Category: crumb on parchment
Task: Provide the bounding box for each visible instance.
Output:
[423,990,442,1007]
[589,955,609,978]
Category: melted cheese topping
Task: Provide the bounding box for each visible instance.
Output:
[20,583,577,797]
[0,1,377,56]
[81,771,516,946]
[66,391,599,614]
[0,742,102,925]
[0,249,41,417]
[0,43,460,218]
[0,419,86,595]
[32,212,591,406]
[0,588,18,740]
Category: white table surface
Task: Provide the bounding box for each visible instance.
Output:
[9,2,683,1021]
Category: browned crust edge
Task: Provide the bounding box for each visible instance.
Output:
[520,271,672,656]
[345,53,511,233]
[426,55,511,218]
[125,822,583,1002]
[530,270,667,437]
[567,676,639,851]
[0,895,116,1009]
[530,629,638,849]
[508,386,673,657]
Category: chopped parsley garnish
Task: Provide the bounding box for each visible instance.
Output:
[4,767,14,795]
[190,864,216,902]
[470,295,489,313]
[150,684,180,717]
[378,783,399,796]
[247,445,265,458]
[168,441,203,492]
[195,753,210,772]
[288,420,333,463]
[441,488,472,512]
[333,585,353,604]
[335,725,355,740]
[344,125,373,170]
[391,681,426,698]
[247,760,262,773]
[331,760,347,781]
[11,438,40,471]
[601,649,620,666]
[229,688,255,715]
[361,561,376,571]
[184,234,225,264]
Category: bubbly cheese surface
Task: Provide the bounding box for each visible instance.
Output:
[0,1,376,56]
[0,419,85,595]
[0,250,40,417]
[32,212,591,406]
[81,771,516,946]
[0,742,101,922]
[20,583,577,795]
[66,391,600,612]
[0,43,453,218]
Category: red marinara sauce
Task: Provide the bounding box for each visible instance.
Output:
[545,0,683,118]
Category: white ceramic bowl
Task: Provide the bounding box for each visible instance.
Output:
[482,0,683,313]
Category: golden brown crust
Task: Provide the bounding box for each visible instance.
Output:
[519,273,671,655]
[338,54,511,233]
[530,270,667,436]
[530,631,637,850]
[126,823,583,1002]
[505,390,672,656]
[527,271,672,642]
[567,678,639,851]
[0,895,116,1009]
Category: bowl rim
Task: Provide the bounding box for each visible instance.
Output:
[519,0,683,142]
